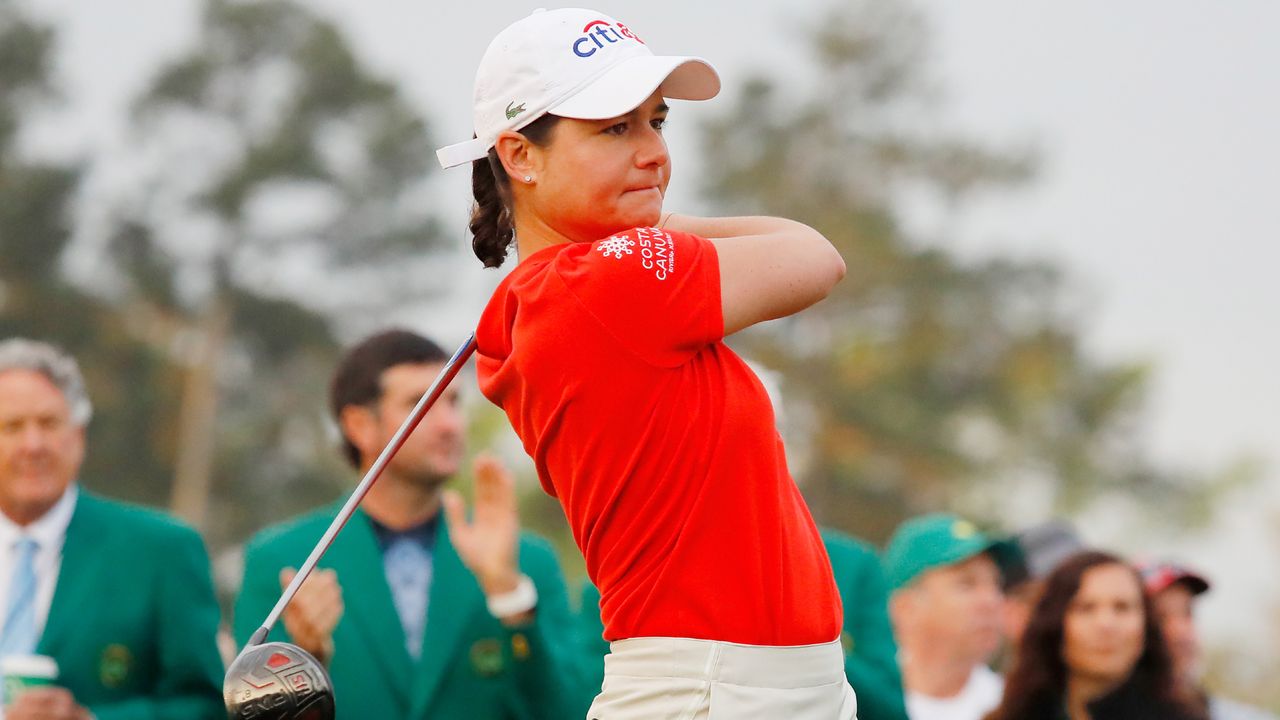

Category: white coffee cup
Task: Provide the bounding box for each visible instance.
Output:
[1,655,59,707]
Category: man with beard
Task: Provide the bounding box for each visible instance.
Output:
[234,329,587,719]
[882,514,1014,720]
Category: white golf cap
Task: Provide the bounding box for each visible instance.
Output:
[436,8,721,169]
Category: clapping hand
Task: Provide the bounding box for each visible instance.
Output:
[442,454,525,619]
[279,566,343,666]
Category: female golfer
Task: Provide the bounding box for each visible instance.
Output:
[437,9,855,718]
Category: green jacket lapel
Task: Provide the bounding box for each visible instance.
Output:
[38,492,107,655]
[409,516,483,717]
[328,505,414,704]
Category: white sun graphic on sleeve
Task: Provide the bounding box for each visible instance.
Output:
[596,236,636,259]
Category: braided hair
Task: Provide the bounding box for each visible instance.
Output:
[469,115,560,268]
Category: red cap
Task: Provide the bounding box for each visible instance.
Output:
[1137,560,1211,596]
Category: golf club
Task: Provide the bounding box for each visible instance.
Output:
[224,333,478,719]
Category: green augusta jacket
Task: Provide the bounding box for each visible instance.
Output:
[35,491,224,719]
[820,528,909,720]
[574,528,908,720]
[234,502,591,720]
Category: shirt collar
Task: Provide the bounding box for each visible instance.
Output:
[0,484,79,551]
[367,512,439,552]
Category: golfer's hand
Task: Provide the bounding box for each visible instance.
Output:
[6,687,92,719]
[279,567,343,666]
[443,454,523,608]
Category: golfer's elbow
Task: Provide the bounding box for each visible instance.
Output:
[808,230,846,300]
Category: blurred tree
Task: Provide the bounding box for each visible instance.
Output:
[698,0,1221,541]
[0,0,182,510]
[94,0,445,543]
[0,0,79,328]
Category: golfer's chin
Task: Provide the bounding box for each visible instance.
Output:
[611,197,663,231]
[572,198,662,241]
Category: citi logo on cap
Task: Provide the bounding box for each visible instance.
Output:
[572,19,644,58]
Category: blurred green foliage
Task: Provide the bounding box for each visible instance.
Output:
[693,0,1238,542]
[0,0,448,555]
[0,0,183,514]
[101,0,447,548]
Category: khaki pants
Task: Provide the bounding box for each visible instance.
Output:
[587,637,858,720]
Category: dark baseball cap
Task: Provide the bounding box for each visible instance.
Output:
[882,513,1018,591]
[1002,520,1086,590]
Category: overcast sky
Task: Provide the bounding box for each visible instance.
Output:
[26,0,1280,665]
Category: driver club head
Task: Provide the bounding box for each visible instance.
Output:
[224,642,335,720]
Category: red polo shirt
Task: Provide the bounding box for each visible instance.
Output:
[476,227,841,645]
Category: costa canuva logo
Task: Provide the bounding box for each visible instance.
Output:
[572,20,644,57]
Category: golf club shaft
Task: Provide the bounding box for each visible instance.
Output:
[242,333,478,650]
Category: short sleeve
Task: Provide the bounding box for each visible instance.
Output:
[553,228,723,367]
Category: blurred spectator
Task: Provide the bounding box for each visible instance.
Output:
[1001,520,1085,654]
[234,329,588,719]
[1140,560,1278,720]
[824,528,910,720]
[0,339,223,719]
[986,550,1206,720]
[883,514,1013,720]
[576,527,909,720]
[574,582,609,701]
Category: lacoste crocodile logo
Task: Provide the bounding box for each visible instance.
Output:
[506,102,526,120]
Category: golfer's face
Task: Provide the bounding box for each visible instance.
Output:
[374,362,465,486]
[0,370,85,523]
[532,91,671,241]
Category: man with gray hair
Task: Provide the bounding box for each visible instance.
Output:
[0,338,223,719]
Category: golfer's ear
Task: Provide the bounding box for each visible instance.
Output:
[339,405,377,457]
[494,130,537,184]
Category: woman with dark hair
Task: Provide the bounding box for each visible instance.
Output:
[985,550,1206,720]
[435,7,854,719]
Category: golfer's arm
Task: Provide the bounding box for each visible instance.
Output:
[663,214,846,336]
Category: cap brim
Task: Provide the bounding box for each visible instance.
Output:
[1179,575,1211,595]
[985,538,1026,581]
[1152,572,1212,596]
[550,55,720,120]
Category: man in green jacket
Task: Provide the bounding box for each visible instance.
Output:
[0,339,224,719]
[576,527,908,720]
[235,329,589,719]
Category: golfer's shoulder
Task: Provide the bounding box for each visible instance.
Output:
[552,226,691,272]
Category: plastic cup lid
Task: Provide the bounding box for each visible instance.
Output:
[0,654,59,678]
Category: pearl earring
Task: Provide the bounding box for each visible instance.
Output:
[523,175,533,183]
